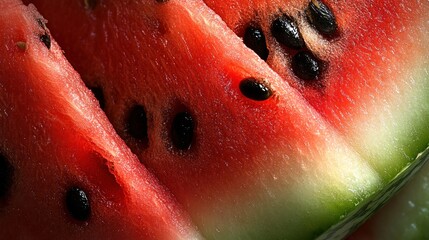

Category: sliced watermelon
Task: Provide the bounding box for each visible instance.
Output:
[203,0,429,182]
[0,1,201,239]
[21,0,393,239]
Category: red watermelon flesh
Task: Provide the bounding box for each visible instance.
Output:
[20,0,393,239]
[203,0,429,183]
[0,1,201,239]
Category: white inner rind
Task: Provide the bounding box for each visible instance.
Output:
[349,54,429,181]
[197,130,382,240]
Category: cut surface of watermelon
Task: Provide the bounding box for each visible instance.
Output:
[204,0,429,183]
[21,0,390,239]
[200,2,429,236]
[17,0,429,239]
[0,1,201,239]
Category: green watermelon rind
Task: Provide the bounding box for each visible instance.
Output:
[318,145,429,240]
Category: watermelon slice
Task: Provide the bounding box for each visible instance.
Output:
[0,1,201,239]
[203,0,429,182]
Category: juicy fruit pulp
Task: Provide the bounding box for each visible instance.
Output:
[201,1,429,235]
[0,1,201,239]
[23,0,385,239]
[204,0,429,183]
[11,0,429,239]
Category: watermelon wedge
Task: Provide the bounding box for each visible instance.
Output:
[0,1,201,239]
[200,1,429,236]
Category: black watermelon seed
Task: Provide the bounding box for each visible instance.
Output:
[171,111,194,150]
[239,78,273,101]
[271,15,305,50]
[39,33,51,49]
[83,0,98,9]
[306,0,338,37]
[89,87,105,109]
[291,51,321,81]
[66,187,91,221]
[126,105,148,143]
[156,0,169,3]
[0,154,14,202]
[243,26,269,61]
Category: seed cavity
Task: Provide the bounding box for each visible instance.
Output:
[89,86,105,109]
[126,104,149,144]
[66,187,91,221]
[36,18,51,49]
[39,33,51,49]
[170,111,194,151]
[271,15,305,50]
[291,51,322,81]
[243,26,269,61]
[306,0,338,37]
[0,153,14,203]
